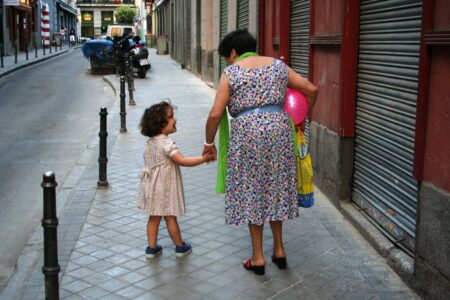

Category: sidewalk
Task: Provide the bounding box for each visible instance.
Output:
[1,49,419,299]
[0,44,78,79]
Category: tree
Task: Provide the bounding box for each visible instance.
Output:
[114,6,136,24]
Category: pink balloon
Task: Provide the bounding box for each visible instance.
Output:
[283,88,308,125]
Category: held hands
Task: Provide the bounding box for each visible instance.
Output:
[202,144,217,162]
[202,151,215,163]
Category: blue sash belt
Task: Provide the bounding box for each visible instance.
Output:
[236,105,283,117]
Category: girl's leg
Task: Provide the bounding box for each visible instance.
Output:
[147,216,162,248]
[164,216,183,247]
[269,221,286,258]
[247,224,266,265]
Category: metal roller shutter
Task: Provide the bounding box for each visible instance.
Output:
[353,0,422,255]
[290,0,310,78]
[290,0,311,141]
[186,0,191,69]
[237,0,249,30]
[219,0,228,75]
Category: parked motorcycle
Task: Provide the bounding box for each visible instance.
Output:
[129,38,151,78]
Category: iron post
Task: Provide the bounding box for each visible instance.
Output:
[54,41,57,52]
[98,108,108,187]
[43,41,46,55]
[120,76,127,133]
[126,55,135,106]
[26,42,29,60]
[128,53,135,91]
[14,44,17,63]
[41,172,60,300]
[35,41,38,58]
[1,45,3,68]
[49,41,52,53]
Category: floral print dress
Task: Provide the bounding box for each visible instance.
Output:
[223,59,298,225]
[137,134,185,216]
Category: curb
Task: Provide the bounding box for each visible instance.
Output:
[102,75,117,96]
[339,202,416,289]
[0,50,69,79]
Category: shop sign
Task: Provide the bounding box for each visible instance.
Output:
[4,0,20,6]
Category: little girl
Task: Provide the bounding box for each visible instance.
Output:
[137,101,214,258]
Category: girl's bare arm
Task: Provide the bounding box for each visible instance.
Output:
[170,151,213,167]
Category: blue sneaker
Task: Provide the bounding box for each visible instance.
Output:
[146,245,162,258]
[175,242,192,258]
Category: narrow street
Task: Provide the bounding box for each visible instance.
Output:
[0,50,115,288]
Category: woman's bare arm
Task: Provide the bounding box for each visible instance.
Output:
[288,67,318,116]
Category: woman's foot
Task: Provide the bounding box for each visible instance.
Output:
[243,259,266,275]
[271,255,287,269]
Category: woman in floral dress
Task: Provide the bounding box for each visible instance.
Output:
[203,29,318,275]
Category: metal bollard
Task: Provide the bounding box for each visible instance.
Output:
[41,172,60,300]
[49,42,52,54]
[126,56,135,106]
[35,42,38,58]
[120,76,127,133]
[98,108,108,187]
[124,55,130,80]
[128,53,135,91]
[1,46,3,68]
[60,41,62,51]
[54,42,57,52]
[26,43,29,60]
[43,42,46,56]
[14,44,18,64]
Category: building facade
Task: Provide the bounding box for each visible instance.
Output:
[76,0,136,39]
[155,0,450,298]
[1,0,77,54]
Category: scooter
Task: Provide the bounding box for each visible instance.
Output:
[130,40,151,78]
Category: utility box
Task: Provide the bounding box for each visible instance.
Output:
[156,35,168,55]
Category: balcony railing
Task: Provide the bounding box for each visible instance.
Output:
[77,0,135,5]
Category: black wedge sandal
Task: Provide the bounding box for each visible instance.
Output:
[271,256,287,269]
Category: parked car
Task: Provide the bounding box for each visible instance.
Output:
[81,34,151,77]
[79,36,92,44]
[81,39,115,74]
[107,24,136,38]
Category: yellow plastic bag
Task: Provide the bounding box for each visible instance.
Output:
[296,129,314,208]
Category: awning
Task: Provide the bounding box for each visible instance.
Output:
[57,1,77,16]
[155,0,167,8]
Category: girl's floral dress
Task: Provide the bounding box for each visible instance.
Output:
[137,134,185,216]
[223,59,298,225]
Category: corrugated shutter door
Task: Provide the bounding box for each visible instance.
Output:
[290,0,311,141]
[290,0,309,78]
[353,0,422,254]
[237,0,249,30]
[219,0,228,75]
[186,0,191,69]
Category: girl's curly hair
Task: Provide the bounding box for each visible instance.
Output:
[140,101,172,137]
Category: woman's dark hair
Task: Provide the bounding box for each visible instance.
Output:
[140,101,172,137]
[218,29,257,58]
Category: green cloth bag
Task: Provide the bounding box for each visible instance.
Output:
[216,112,229,193]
